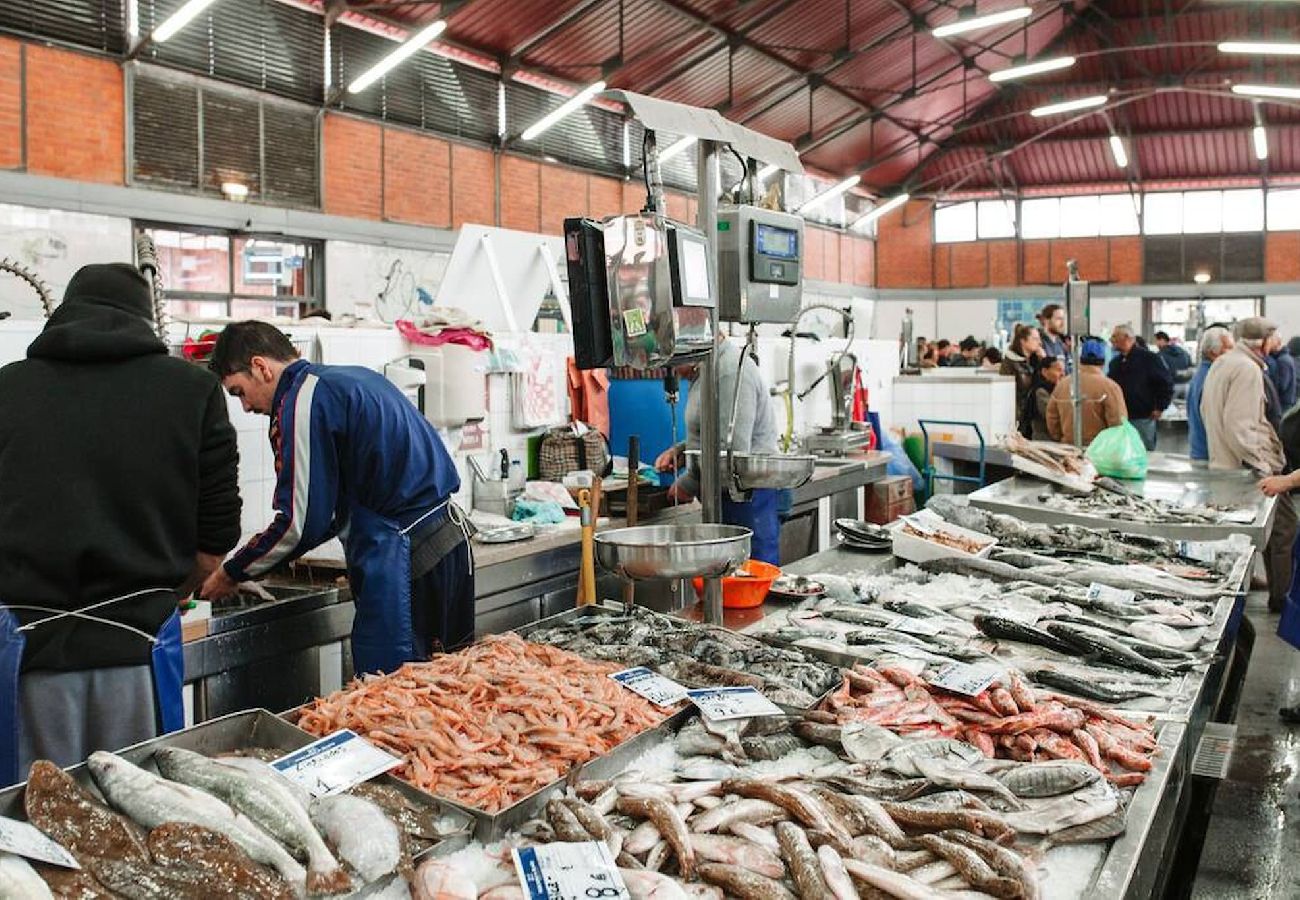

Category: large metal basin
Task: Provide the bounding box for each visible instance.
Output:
[687,451,817,490]
[595,524,752,581]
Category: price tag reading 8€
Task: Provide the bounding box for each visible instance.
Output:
[513,841,630,900]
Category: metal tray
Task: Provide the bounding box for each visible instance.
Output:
[0,709,474,871]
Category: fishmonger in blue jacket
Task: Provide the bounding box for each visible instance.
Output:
[200,322,471,675]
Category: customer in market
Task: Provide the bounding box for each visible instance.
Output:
[934,338,954,366]
[1038,303,1071,372]
[980,346,1003,371]
[1000,323,1043,437]
[1187,326,1234,462]
[1153,331,1192,375]
[1202,316,1296,613]
[1028,356,1065,440]
[654,333,781,565]
[1108,324,1173,451]
[1045,337,1128,445]
[1266,328,1297,411]
[949,336,982,367]
[0,263,240,780]
[201,322,472,674]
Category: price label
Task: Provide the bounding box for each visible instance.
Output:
[1177,540,1218,564]
[610,667,688,707]
[888,616,944,637]
[686,686,785,721]
[271,730,402,798]
[927,662,1002,697]
[1087,582,1136,604]
[513,841,630,900]
[0,817,79,869]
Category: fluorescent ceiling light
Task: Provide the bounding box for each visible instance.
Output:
[1232,83,1300,100]
[1030,94,1108,117]
[933,6,1032,39]
[1194,272,1212,285]
[153,0,219,43]
[1254,125,1269,160]
[1219,40,1300,55]
[796,175,861,213]
[990,55,1075,82]
[659,135,697,162]
[520,80,606,141]
[1108,135,1128,168]
[757,163,781,182]
[347,19,447,94]
[853,193,910,229]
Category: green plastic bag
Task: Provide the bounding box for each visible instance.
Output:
[1085,420,1148,480]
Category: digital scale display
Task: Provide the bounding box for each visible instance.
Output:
[754,224,799,260]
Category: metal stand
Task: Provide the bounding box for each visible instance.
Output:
[919,419,986,496]
[697,138,724,626]
[1065,260,1089,449]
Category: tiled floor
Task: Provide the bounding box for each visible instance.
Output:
[1191,595,1300,899]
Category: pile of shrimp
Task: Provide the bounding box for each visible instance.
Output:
[298,633,671,812]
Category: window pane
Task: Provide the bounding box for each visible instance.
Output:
[233,237,313,298]
[1097,194,1140,235]
[934,201,977,243]
[1144,192,1183,235]
[1182,191,1223,234]
[1268,189,1300,231]
[1020,198,1060,239]
[1059,195,1101,238]
[1221,189,1263,232]
[149,228,231,294]
[977,200,1016,239]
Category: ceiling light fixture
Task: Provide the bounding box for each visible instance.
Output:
[1030,94,1108,117]
[1219,40,1300,56]
[1254,125,1269,161]
[1108,134,1128,168]
[1194,272,1212,285]
[989,55,1076,83]
[659,135,697,162]
[1232,83,1300,100]
[347,19,448,94]
[152,0,220,43]
[853,193,910,229]
[933,6,1032,39]
[795,175,861,214]
[521,80,606,141]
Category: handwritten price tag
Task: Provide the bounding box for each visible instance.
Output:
[927,662,1001,697]
[0,817,79,869]
[687,686,785,721]
[1087,582,1136,604]
[271,730,402,798]
[513,841,630,900]
[610,667,687,707]
[888,616,944,637]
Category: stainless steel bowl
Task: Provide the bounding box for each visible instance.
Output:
[594,524,752,581]
[686,451,817,491]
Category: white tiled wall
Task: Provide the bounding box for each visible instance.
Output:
[889,375,1017,445]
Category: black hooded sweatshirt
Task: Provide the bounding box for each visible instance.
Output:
[0,264,241,671]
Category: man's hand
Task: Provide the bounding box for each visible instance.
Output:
[200,566,240,601]
[666,482,694,504]
[1259,475,1294,497]
[654,445,685,473]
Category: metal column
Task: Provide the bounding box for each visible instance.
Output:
[696,138,724,625]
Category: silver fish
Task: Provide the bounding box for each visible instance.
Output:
[839,722,905,763]
[692,799,785,833]
[880,739,985,778]
[993,761,1100,798]
[731,822,781,854]
[816,844,858,900]
[1001,783,1121,835]
[910,757,1025,809]
[691,834,785,878]
[841,858,945,899]
[311,794,405,884]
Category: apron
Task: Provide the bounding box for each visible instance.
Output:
[0,593,182,785]
[722,487,780,566]
[1278,534,1300,651]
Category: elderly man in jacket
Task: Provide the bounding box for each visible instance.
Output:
[1187,326,1234,462]
[1201,317,1296,612]
[1109,325,1173,451]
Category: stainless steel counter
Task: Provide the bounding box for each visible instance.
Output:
[933,441,1227,487]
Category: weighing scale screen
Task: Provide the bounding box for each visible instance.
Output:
[754,224,798,260]
[677,233,713,307]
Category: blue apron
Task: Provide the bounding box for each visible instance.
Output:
[722,487,780,565]
[1278,536,1300,651]
[0,601,183,785]
[344,503,423,677]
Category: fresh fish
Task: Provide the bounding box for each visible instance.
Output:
[215,756,312,808]
[1113,634,1200,663]
[839,858,945,900]
[897,790,991,812]
[154,747,350,895]
[146,822,297,900]
[920,557,1064,589]
[696,862,794,900]
[775,822,832,900]
[1043,623,1175,677]
[906,861,960,886]
[349,781,465,842]
[411,858,476,900]
[1040,804,1128,848]
[833,796,911,850]
[0,853,53,900]
[909,756,1025,809]
[675,722,728,758]
[23,759,149,865]
[815,845,858,900]
[546,798,593,842]
[1001,783,1121,835]
[311,794,407,884]
[992,761,1100,798]
[844,629,935,650]
[877,801,1015,843]
[691,799,785,833]
[839,723,904,763]
[728,822,781,853]
[880,739,985,778]
[624,820,663,855]
[940,830,1039,900]
[913,835,1020,899]
[741,734,805,761]
[29,865,112,900]
[563,797,623,856]
[973,615,1078,656]
[616,797,696,880]
[89,859,232,899]
[690,834,785,878]
[677,759,737,781]
[86,752,306,890]
[1028,669,1162,703]
[794,722,845,753]
[619,868,691,900]
[720,780,849,842]
[823,607,898,627]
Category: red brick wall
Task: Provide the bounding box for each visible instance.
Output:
[25,44,122,184]
[1267,232,1300,283]
[498,155,541,233]
[950,242,988,289]
[539,165,589,235]
[589,176,623,223]
[0,38,21,170]
[450,144,495,229]
[988,241,1017,285]
[877,200,934,288]
[382,128,450,228]
[322,116,382,220]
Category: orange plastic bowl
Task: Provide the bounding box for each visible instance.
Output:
[692,559,782,609]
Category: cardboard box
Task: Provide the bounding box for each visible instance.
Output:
[865,494,915,525]
[870,475,913,505]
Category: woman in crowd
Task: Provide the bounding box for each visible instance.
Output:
[1001,323,1043,437]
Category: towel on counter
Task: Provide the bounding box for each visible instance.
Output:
[511,498,567,524]
[397,307,493,351]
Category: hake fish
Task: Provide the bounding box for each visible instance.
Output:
[86,752,307,890]
[1043,623,1175,678]
[154,747,350,894]
[310,794,407,884]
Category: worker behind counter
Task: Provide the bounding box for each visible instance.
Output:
[0,264,241,779]
[654,334,782,565]
[200,322,473,676]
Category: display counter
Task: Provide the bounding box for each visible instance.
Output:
[932,441,1219,492]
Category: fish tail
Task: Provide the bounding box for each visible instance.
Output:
[306,863,354,895]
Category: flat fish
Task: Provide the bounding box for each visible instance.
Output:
[31,864,113,900]
[91,858,252,899]
[0,853,53,900]
[992,761,1100,798]
[23,760,149,864]
[146,823,296,900]
[880,739,985,778]
[1041,804,1128,848]
[348,781,463,843]
[311,794,408,884]
[412,858,477,900]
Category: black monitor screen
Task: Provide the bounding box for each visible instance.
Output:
[755,223,799,260]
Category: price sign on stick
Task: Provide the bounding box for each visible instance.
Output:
[271,730,402,798]
[513,841,630,900]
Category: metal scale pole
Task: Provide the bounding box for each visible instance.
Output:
[1065,260,1087,449]
[696,139,725,626]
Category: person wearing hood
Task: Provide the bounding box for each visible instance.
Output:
[1000,323,1043,438]
[0,264,240,780]
[200,322,471,676]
